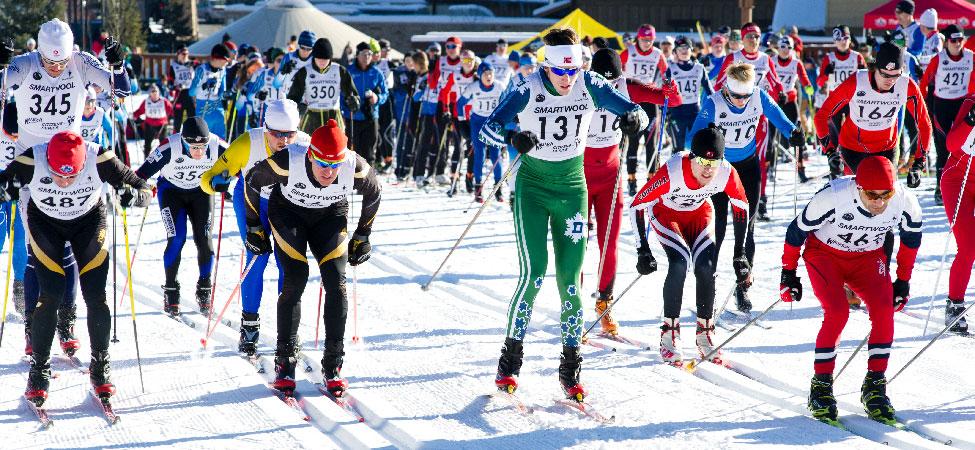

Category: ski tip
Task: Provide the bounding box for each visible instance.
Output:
[684,361,698,373]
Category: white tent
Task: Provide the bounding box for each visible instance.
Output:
[188,0,402,58]
[772,0,827,32]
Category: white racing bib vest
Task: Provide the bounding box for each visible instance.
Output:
[826,52,860,92]
[196,65,225,101]
[280,55,312,99]
[659,152,731,211]
[587,77,628,148]
[79,107,106,143]
[144,98,168,119]
[484,53,512,87]
[303,65,342,110]
[776,57,801,94]
[848,71,907,131]
[263,68,282,101]
[281,146,355,209]
[671,62,704,104]
[244,128,311,198]
[454,73,476,120]
[516,72,596,161]
[732,51,772,92]
[171,62,194,90]
[624,45,663,85]
[29,142,104,220]
[159,133,220,190]
[14,53,91,146]
[465,82,504,118]
[711,89,763,148]
[0,133,18,171]
[438,57,464,96]
[376,59,393,88]
[934,49,974,99]
[811,178,919,253]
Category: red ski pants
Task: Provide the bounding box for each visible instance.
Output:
[584,144,623,295]
[942,153,975,300]
[804,237,894,375]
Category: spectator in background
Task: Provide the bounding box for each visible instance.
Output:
[895,0,924,57]
[130,47,144,79]
[346,42,389,166]
[287,35,298,53]
[661,36,675,62]
[340,42,354,67]
[92,30,109,57]
[24,38,36,54]
[789,26,803,55]
[134,84,174,157]
[703,34,728,81]
[729,30,743,53]
[426,42,441,66]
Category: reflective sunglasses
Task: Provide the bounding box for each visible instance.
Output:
[778,45,792,50]
[267,129,297,139]
[861,188,895,201]
[50,165,81,180]
[312,157,343,169]
[950,37,965,44]
[461,57,474,64]
[877,70,902,79]
[445,44,459,50]
[41,55,70,69]
[549,66,580,77]
[728,90,752,100]
[834,36,851,42]
[299,45,313,51]
[744,33,761,40]
[694,157,720,168]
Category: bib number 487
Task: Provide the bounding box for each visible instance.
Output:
[39,194,90,209]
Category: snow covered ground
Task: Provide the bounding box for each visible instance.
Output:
[1,139,974,449]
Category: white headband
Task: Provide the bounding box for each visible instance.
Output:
[544,44,583,68]
[726,76,755,96]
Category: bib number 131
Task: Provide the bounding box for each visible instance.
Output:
[538,114,583,141]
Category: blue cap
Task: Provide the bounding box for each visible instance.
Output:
[477,61,493,77]
[508,50,520,63]
[519,53,536,67]
[298,30,316,48]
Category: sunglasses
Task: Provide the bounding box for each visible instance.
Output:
[694,157,720,168]
[445,44,459,49]
[267,129,297,139]
[299,45,312,51]
[861,188,895,200]
[461,57,474,64]
[549,66,580,77]
[313,157,343,169]
[950,37,965,43]
[834,36,851,42]
[778,45,792,50]
[877,70,902,79]
[744,33,760,40]
[50,165,81,180]
[41,55,70,69]
[727,90,752,100]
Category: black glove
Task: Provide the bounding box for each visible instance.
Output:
[789,129,805,147]
[818,134,836,154]
[256,90,268,101]
[966,105,975,127]
[280,59,297,75]
[118,187,135,208]
[0,39,14,68]
[345,95,360,112]
[780,269,802,302]
[732,256,751,285]
[201,79,217,91]
[347,234,371,266]
[245,225,272,255]
[4,180,21,202]
[511,130,539,154]
[440,108,453,125]
[0,184,11,204]
[211,171,232,193]
[636,247,657,275]
[912,63,924,80]
[778,92,788,105]
[824,62,835,76]
[103,36,125,68]
[504,130,515,146]
[893,279,910,312]
[701,55,711,68]
[223,90,237,102]
[619,109,644,134]
[907,156,925,188]
[132,187,153,208]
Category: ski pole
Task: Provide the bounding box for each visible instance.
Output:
[120,206,146,393]
[111,192,119,343]
[581,274,643,341]
[462,150,504,213]
[206,193,226,333]
[422,154,522,290]
[314,283,323,349]
[685,298,783,373]
[202,254,260,348]
[767,130,780,219]
[350,185,360,343]
[117,204,152,308]
[593,144,626,298]
[890,297,975,384]
[650,99,669,174]
[429,120,452,185]
[835,332,869,380]
[0,201,16,348]
[922,154,972,335]
[227,91,240,141]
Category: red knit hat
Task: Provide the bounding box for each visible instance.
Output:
[47,131,86,176]
[446,36,462,46]
[309,119,348,163]
[855,156,895,191]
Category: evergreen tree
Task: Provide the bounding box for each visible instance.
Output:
[0,0,67,48]
[103,0,146,51]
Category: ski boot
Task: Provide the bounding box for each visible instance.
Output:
[12,280,25,316]
[413,175,426,187]
[627,177,637,197]
[90,351,116,400]
[238,312,260,356]
[695,318,722,364]
[934,189,943,206]
[322,341,348,397]
[435,174,450,185]
[381,157,393,174]
[845,286,862,310]
[659,318,683,365]
[57,306,81,357]
[162,282,180,317]
[495,187,503,203]
[465,173,474,193]
[508,192,515,209]
[594,291,619,336]
[495,338,524,394]
[196,278,213,316]
[446,182,458,197]
[559,346,586,402]
[735,285,753,314]
[474,183,484,203]
[757,196,770,222]
[861,371,896,425]
[808,373,838,423]
[797,166,809,183]
[25,355,51,407]
[272,354,298,395]
[946,299,969,333]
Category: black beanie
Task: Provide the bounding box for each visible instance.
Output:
[691,124,725,160]
[875,41,903,72]
[895,0,915,15]
[591,48,623,80]
[181,117,210,144]
[211,44,231,60]
[312,38,333,59]
[356,42,371,54]
[944,24,965,40]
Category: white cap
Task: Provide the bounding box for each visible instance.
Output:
[920,8,938,28]
[580,44,592,62]
[38,19,74,61]
[264,99,300,132]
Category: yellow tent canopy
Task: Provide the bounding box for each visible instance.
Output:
[510,9,624,53]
